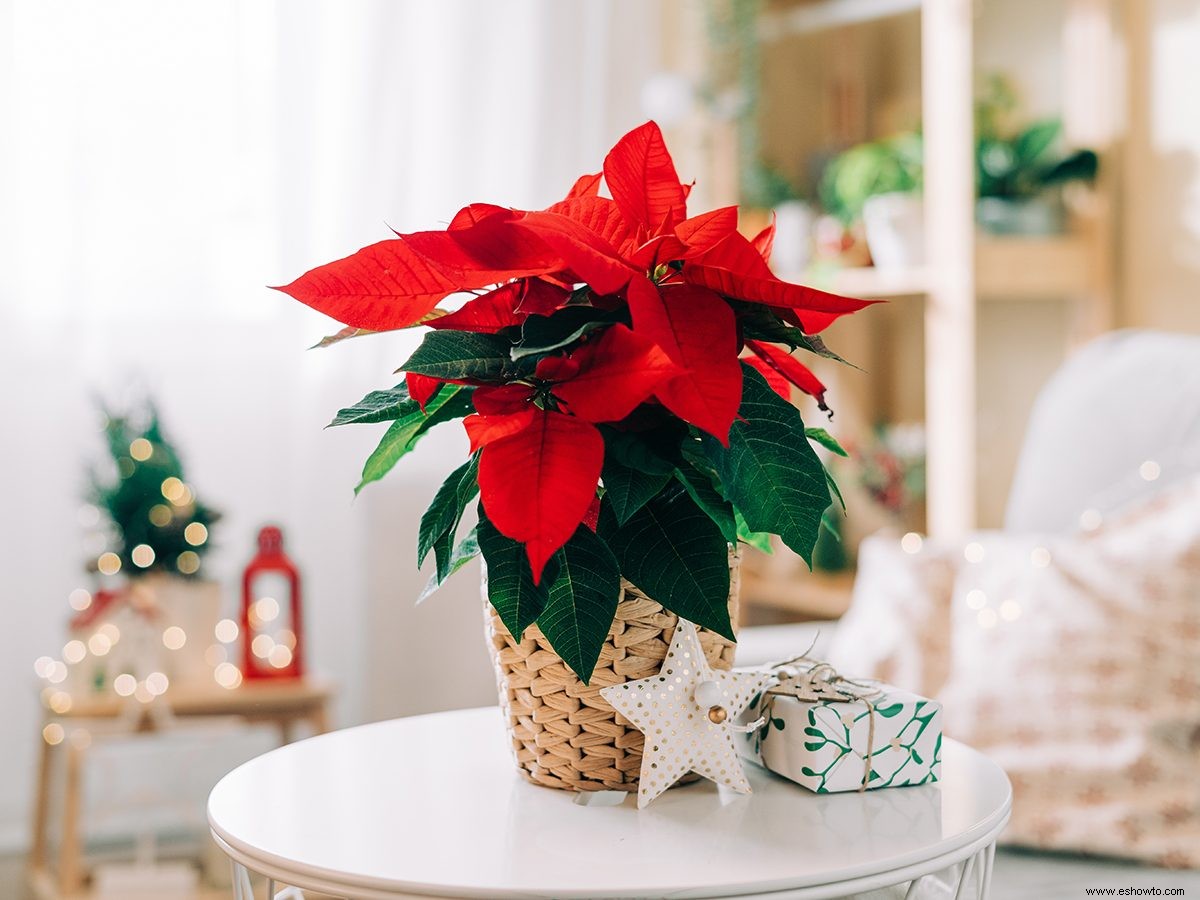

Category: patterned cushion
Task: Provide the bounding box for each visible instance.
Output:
[829,475,1200,868]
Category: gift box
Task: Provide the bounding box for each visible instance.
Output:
[737,667,942,794]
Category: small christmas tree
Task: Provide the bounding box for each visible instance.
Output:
[92,403,220,579]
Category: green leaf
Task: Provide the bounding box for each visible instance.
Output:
[354,385,473,494]
[536,525,621,684]
[820,506,842,542]
[674,466,737,543]
[1014,119,1060,168]
[824,465,846,512]
[876,702,905,717]
[511,307,620,360]
[702,364,831,565]
[400,331,517,381]
[417,454,480,579]
[733,304,858,368]
[805,427,848,457]
[416,528,479,604]
[599,426,678,475]
[328,384,411,427]
[477,510,553,640]
[1038,149,1098,187]
[603,485,733,640]
[601,455,671,526]
[735,508,774,554]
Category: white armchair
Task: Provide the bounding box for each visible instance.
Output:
[739,329,1200,670]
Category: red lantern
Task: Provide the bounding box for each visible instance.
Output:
[241,526,304,680]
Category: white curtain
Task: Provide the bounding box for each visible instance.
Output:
[0,0,663,846]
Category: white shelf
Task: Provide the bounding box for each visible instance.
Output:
[760,0,922,40]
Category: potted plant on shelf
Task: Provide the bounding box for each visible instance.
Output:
[974,75,1098,236]
[275,121,872,792]
[819,132,924,269]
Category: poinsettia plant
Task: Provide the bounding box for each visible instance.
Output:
[276,122,872,682]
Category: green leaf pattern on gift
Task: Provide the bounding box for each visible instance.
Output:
[753,695,941,794]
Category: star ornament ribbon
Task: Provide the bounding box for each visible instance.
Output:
[600,619,773,808]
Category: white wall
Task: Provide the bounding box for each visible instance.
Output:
[0,0,662,850]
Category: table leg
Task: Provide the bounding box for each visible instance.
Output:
[28,726,54,874]
[308,703,330,735]
[953,849,976,900]
[57,740,86,895]
[231,859,255,900]
[981,843,997,899]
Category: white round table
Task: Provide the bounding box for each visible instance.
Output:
[209,707,1010,899]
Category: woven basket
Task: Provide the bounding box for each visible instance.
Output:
[483,552,740,792]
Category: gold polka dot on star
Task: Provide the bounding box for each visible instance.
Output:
[601,620,774,809]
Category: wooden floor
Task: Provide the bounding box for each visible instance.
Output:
[2,848,1197,899]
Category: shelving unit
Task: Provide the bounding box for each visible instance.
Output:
[734,0,1116,621]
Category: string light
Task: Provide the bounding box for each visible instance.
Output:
[170,484,194,508]
[964,542,985,563]
[68,589,92,611]
[966,589,987,610]
[184,522,208,546]
[145,672,169,696]
[1030,547,1051,568]
[62,641,86,665]
[98,552,122,575]
[49,691,72,714]
[46,661,68,684]
[134,683,154,704]
[34,657,54,678]
[98,623,121,644]
[1080,508,1103,531]
[999,599,1022,621]
[214,663,242,689]
[204,644,227,666]
[148,504,173,527]
[88,633,112,656]
[214,619,239,643]
[113,673,137,697]
[253,597,280,623]
[43,724,64,746]
[268,644,293,669]
[1139,460,1161,482]
[900,532,923,554]
[251,634,274,659]
[177,551,200,574]
[160,477,185,502]
[162,626,186,650]
[129,438,153,461]
[278,629,297,650]
[117,457,135,479]
[131,544,156,568]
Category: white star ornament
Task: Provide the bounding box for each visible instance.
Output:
[600,619,772,808]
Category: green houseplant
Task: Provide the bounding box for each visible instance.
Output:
[820,133,924,269]
[975,74,1099,235]
[275,122,872,791]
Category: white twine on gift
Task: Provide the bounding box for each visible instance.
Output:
[746,651,885,792]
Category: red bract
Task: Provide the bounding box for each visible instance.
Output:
[746,340,830,413]
[278,120,873,580]
[627,278,741,443]
[406,373,442,411]
[476,408,604,583]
